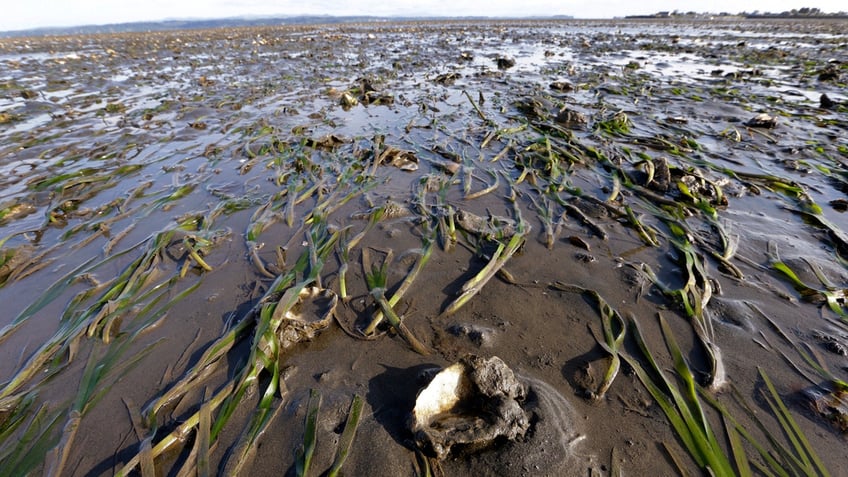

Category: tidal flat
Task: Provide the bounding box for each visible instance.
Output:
[0,19,846,476]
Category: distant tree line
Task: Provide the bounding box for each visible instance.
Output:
[628,8,847,19]
[744,7,848,18]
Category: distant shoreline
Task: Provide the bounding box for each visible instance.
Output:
[3,14,847,39]
[1,15,577,38]
[744,14,848,19]
[625,14,848,20]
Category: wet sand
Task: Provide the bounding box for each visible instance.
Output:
[1,19,847,476]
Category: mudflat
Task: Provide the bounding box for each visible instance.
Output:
[0,19,846,476]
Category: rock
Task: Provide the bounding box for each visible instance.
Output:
[804,382,848,434]
[447,323,497,347]
[820,93,836,109]
[434,72,461,85]
[648,157,671,193]
[829,198,848,212]
[812,328,848,356]
[746,113,778,128]
[515,96,554,120]
[568,196,611,219]
[455,209,517,240]
[818,66,840,82]
[410,355,529,459]
[496,57,516,69]
[550,81,574,92]
[554,108,587,128]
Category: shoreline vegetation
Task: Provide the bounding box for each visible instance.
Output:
[628,9,848,20]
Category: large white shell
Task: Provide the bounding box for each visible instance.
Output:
[410,355,529,459]
[411,362,472,427]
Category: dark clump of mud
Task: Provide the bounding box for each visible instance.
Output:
[1,18,847,477]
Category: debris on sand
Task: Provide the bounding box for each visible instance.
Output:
[305,134,350,151]
[820,93,836,109]
[269,286,338,351]
[410,355,529,459]
[339,77,394,108]
[555,108,588,128]
[377,145,419,171]
[549,81,574,92]
[804,382,848,434]
[434,72,462,85]
[496,57,516,69]
[455,209,517,240]
[746,112,778,128]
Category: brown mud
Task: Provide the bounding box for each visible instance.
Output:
[1,19,847,476]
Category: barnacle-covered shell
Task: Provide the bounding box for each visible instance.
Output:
[410,355,529,459]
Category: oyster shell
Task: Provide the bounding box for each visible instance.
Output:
[410,355,529,459]
[260,286,337,356]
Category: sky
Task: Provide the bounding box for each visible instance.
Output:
[1,1,845,32]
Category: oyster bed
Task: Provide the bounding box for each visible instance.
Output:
[1,19,847,476]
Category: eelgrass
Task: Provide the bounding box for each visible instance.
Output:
[0,221,211,473]
[768,242,848,319]
[295,389,321,477]
[362,235,434,336]
[621,312,830,476]
[1,223,220,402]
[45,337,160,476]
[623,313,736,475]
[636,230,726,391]
[595,111,633,137]
[327,394,364,477]
[529,192,558,249]
[362,248,429,354]
[0,401,63,476]
[441,217,528,317]
[3,31,847,476]
[585,289,626,400]
[554,283,627,400]
[117,213,342,476]
[465,169,500,200]
[620,203,657,246]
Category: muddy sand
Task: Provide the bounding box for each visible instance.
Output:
[0,19,847,476]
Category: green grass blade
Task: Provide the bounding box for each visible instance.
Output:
[585,290,626,400]
[699,386,790,477]
[621,317,704,468]
[724,415,753,477]
[0,255,97,344]
[759,368,830,477]
[328,394,365,477]
[296,389,322,477]
[442,226,526,316]
[197,389,212,477]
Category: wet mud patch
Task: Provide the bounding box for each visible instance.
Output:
[1,18,847,477]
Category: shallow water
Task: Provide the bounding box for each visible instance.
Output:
[1,19,847,476]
